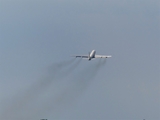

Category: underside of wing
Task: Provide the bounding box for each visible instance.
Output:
[95,55,112,58]
[72,55,89,58]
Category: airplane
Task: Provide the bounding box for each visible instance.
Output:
[72,50,112,61]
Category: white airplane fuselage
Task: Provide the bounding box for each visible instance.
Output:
[89,50,96,60]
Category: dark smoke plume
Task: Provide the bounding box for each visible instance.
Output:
[38,59,106,117]
[1,58,106,120]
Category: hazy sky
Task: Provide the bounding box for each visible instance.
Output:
[0,0,159,120]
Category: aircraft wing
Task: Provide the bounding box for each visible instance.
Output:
[72,55,88,58]
[95,55,112,58]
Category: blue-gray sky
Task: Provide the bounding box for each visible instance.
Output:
[0,0,159,120]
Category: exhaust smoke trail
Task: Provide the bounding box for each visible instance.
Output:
[1,58,79,120]
[48,58,82,80]
[38,59,107,117]
[1,58,106,120]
